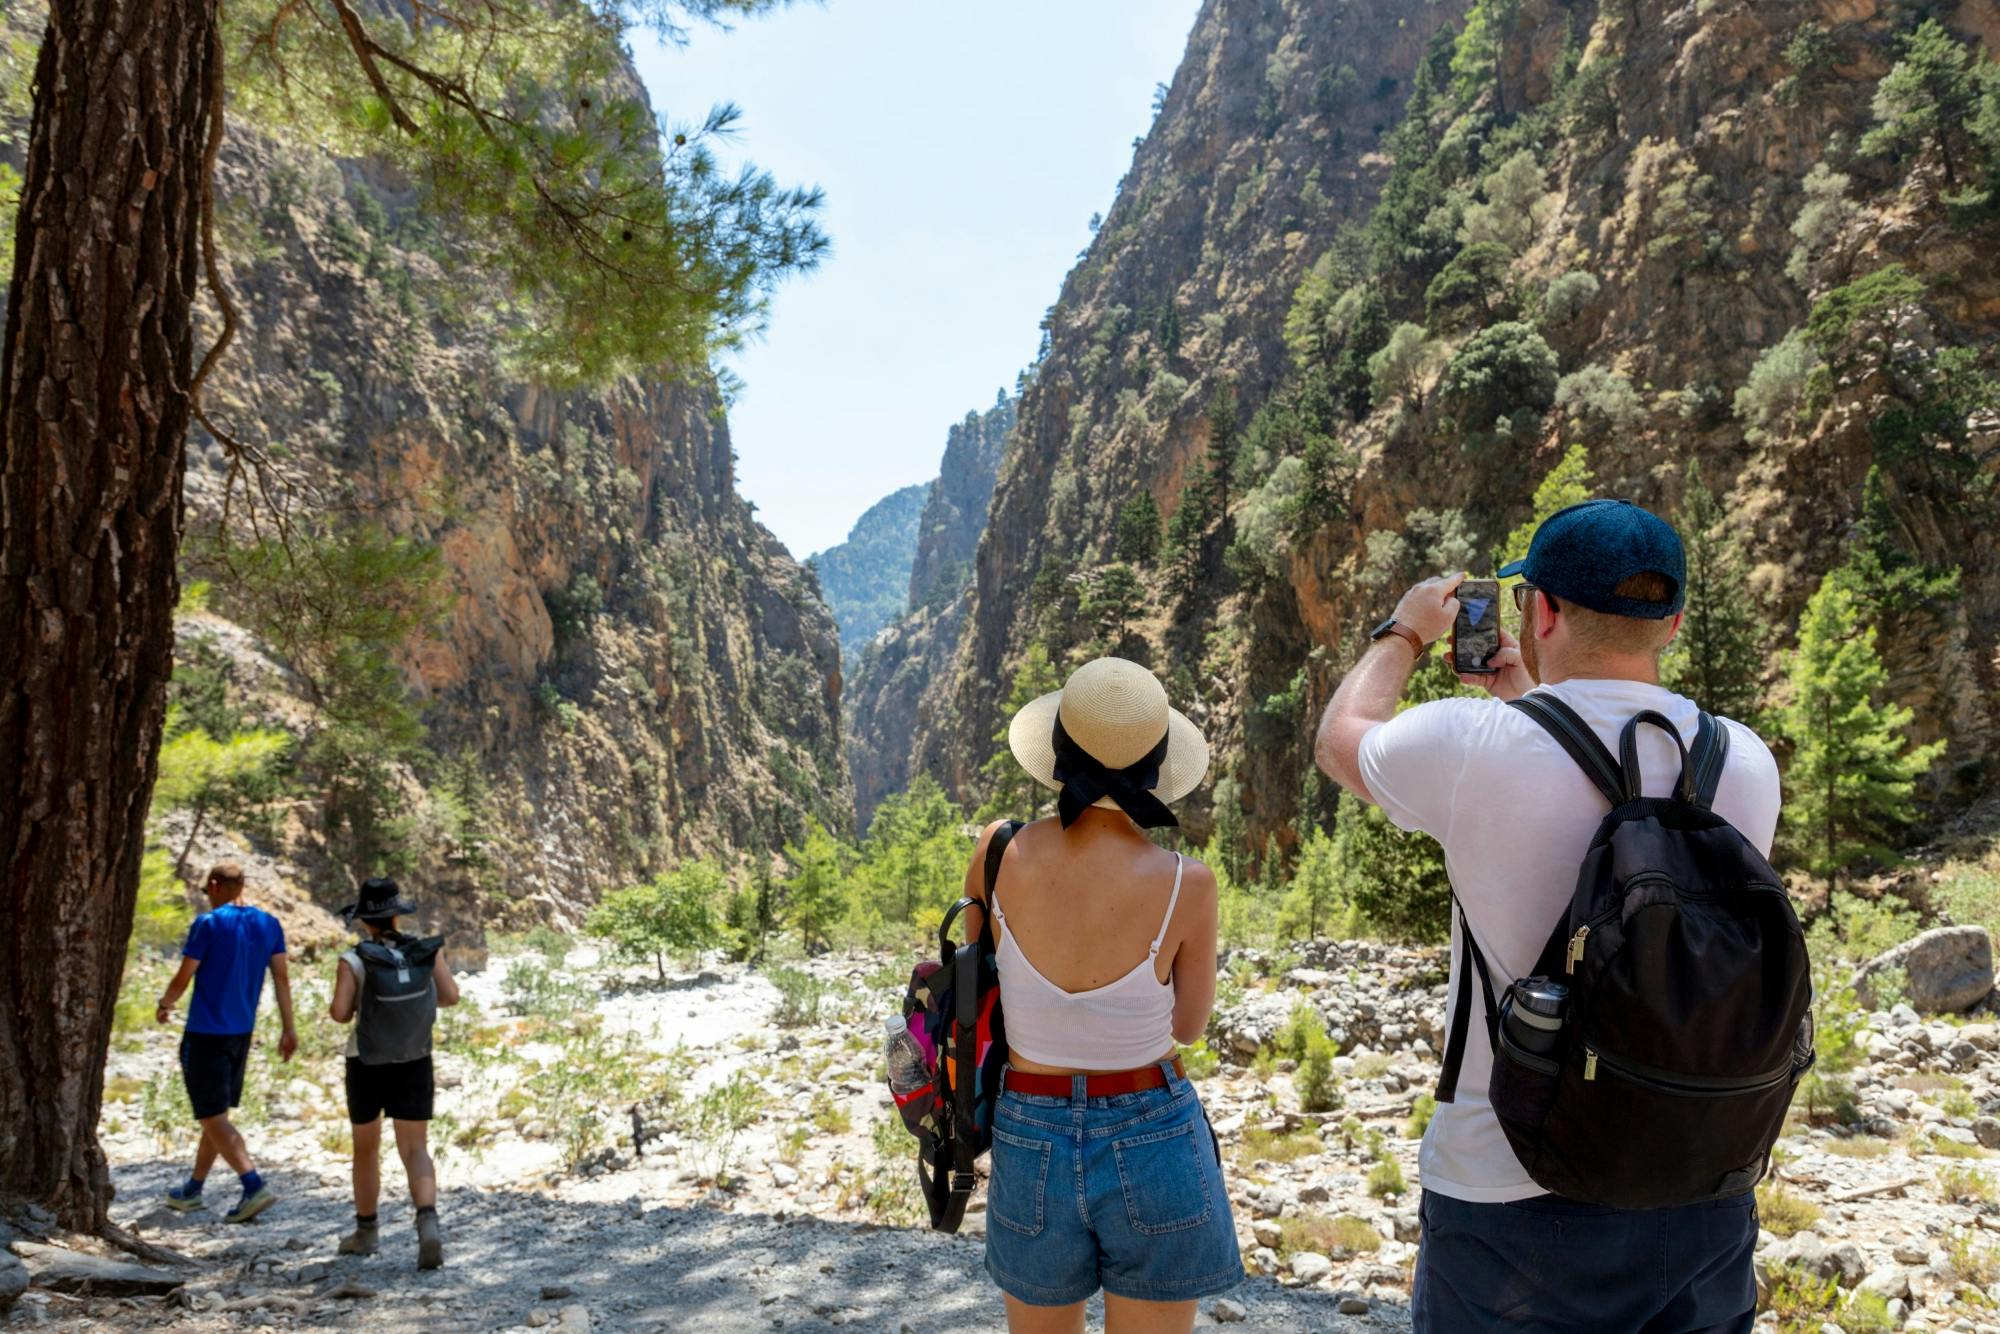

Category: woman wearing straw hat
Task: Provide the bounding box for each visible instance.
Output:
[967,657,1240,1333]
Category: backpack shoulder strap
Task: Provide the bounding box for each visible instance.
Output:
[1689,712,1730,810]
[1508,694,1625,806]
[1434,901,1500,1105]
[980,820,1023,947]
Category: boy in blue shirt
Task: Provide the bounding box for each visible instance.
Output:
[154,862,298,1222]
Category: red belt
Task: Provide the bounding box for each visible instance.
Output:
[1003,1056,1186,1098]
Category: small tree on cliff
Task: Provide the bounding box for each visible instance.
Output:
[1860,19,1989,190]
[0,0,822,1231]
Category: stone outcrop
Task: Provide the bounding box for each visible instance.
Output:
[1856,926,1997,1014]
[174,97,849,924]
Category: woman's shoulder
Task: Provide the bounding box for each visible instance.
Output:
[1172,850,1219,901]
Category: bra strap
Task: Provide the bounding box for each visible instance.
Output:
[1149,854,1185,957]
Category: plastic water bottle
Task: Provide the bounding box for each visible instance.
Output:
[885,1015,928,1095]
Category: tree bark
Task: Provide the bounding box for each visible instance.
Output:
[0,0,215,1229]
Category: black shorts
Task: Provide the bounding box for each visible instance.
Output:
[345,1056,435,1124]
[180,1032,253,1121]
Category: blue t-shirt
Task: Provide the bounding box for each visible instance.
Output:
[182,904,287,1036]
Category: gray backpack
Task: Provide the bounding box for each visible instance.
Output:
[353,933,443,1065]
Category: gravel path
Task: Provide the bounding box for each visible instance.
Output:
[16,1156,1409,1331]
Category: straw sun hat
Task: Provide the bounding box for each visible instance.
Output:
[1008,657,1210,824]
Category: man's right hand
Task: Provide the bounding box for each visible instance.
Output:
[1456,625,1536,701]
[155,1003,173,1025]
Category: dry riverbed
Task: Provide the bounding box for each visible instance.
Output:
[8,935,1998,1331]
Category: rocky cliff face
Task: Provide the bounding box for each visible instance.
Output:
[843,392,1016,826]
[857,0,2000,863]
[809,483,929,654]
[177,120,849,926]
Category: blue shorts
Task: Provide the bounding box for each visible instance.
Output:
[983,1063,1243,1306]
[1413,1188,1758,1333]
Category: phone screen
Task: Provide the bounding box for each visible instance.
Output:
[1454,579,1502,674]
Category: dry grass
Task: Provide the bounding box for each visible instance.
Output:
[1277,1212,1381,1258]
[1236,1124,1324,1168]
[1756,1183,1823,1238]
[1822,1135,1896,1158]
[1937,1166,1996,1205]
[1920,1135,1990,1161]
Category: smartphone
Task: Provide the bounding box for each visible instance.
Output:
[1453,579,1502,674]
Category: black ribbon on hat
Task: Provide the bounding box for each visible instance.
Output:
[1051,712,1178,830]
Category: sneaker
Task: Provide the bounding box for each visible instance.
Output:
[415,1211,443,1270]
[163,1179,206,1213]
[338,1220,379,1256]
[223,1184,276,1224]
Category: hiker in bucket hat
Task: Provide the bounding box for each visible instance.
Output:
[329,877,459,1269]
[969,657,1242,1330]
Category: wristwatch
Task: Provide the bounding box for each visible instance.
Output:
[1369,618,1427,658]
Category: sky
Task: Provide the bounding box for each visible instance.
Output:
[629,1,1205,560]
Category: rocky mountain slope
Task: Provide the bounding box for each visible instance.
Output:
[808,483,929,655]
[844,393,1016,825]
[852,0,2000,865]
[169,100,849,926]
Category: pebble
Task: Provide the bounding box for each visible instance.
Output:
[1211,1297,1248,1323]
[1290,1252,1333,1284]
[556,1303,592,1332]
[541,1284,573,1301]
[1339,1295,1371,1314]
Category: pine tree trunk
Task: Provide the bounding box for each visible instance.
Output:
[0,0,215,1229]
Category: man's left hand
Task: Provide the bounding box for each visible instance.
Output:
[155,1003,172,1026]
[1389,572,1467,646]
[278,1029,298,1062]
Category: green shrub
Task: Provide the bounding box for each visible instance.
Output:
[1181,1040,1220,1081]
[770,967,828,1028]
[1805,265,1927,361]
[1278,1212,1381,1259]
[1733,330,1819,444]
[1541,270,1600,326]
[1297,1025,1342,1114]
[1366,1156,1406,1198]
[1797,1072,1861,1126]
[1405,1092,1437,1139]
[1554,365,1644,437]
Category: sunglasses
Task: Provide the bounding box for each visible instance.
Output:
[1511,583,1558,614]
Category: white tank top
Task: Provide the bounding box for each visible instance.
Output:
[992,853,1183,1070]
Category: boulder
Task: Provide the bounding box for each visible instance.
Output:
[0,1252,25,1311]
[1854,927,1995,1015]
[1289,1252,1333,1284]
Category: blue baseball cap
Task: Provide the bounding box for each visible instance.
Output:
[1496,499,1686,619]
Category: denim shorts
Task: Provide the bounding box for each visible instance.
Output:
[984,1062,1243,1306]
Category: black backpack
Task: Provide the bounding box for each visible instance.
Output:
[892,820,1019,1233]
[1437,697,1815,1209]
[352,932,444,1065]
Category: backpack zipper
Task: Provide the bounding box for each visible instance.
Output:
[1581,1045,1793,1096]
[1565,926,1591,973]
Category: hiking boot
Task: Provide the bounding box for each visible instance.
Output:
[338,1220,379,1256]
[164,1178,206,1213]
[223,1183,276,1224]
[415,1210,443,1270]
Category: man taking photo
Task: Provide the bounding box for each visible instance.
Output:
[155,861,298,1223]
[1315,499,1783,1332]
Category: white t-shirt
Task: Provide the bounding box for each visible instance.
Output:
[1357,677,1781,1202]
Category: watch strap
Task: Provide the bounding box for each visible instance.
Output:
[1376,621,1426,657]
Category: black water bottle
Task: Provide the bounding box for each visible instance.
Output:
[1501,977,1569,1059]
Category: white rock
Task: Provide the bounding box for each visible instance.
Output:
[1289,1252,1333,1284]
[1210,1297,1248,1324]
[771,1162,798,1187]
[1860,1265,1911,1300]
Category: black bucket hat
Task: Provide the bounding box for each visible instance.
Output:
[340,876,418,925]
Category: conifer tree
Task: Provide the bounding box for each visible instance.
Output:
[1661,462,1768,722]
[1329,660,1465,943]
[1205,382,1242,521]
[1114,494,1163,564]
[1500,443,1594,569]
[1164,496,1207,599]
[781,819,848,954]
[1778,571,1945,909]
[1279,826,1345,942]
[977,643,1063,821]
[1860,19,1986,188]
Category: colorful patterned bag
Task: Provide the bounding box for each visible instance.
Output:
[893,820,1020,1233]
